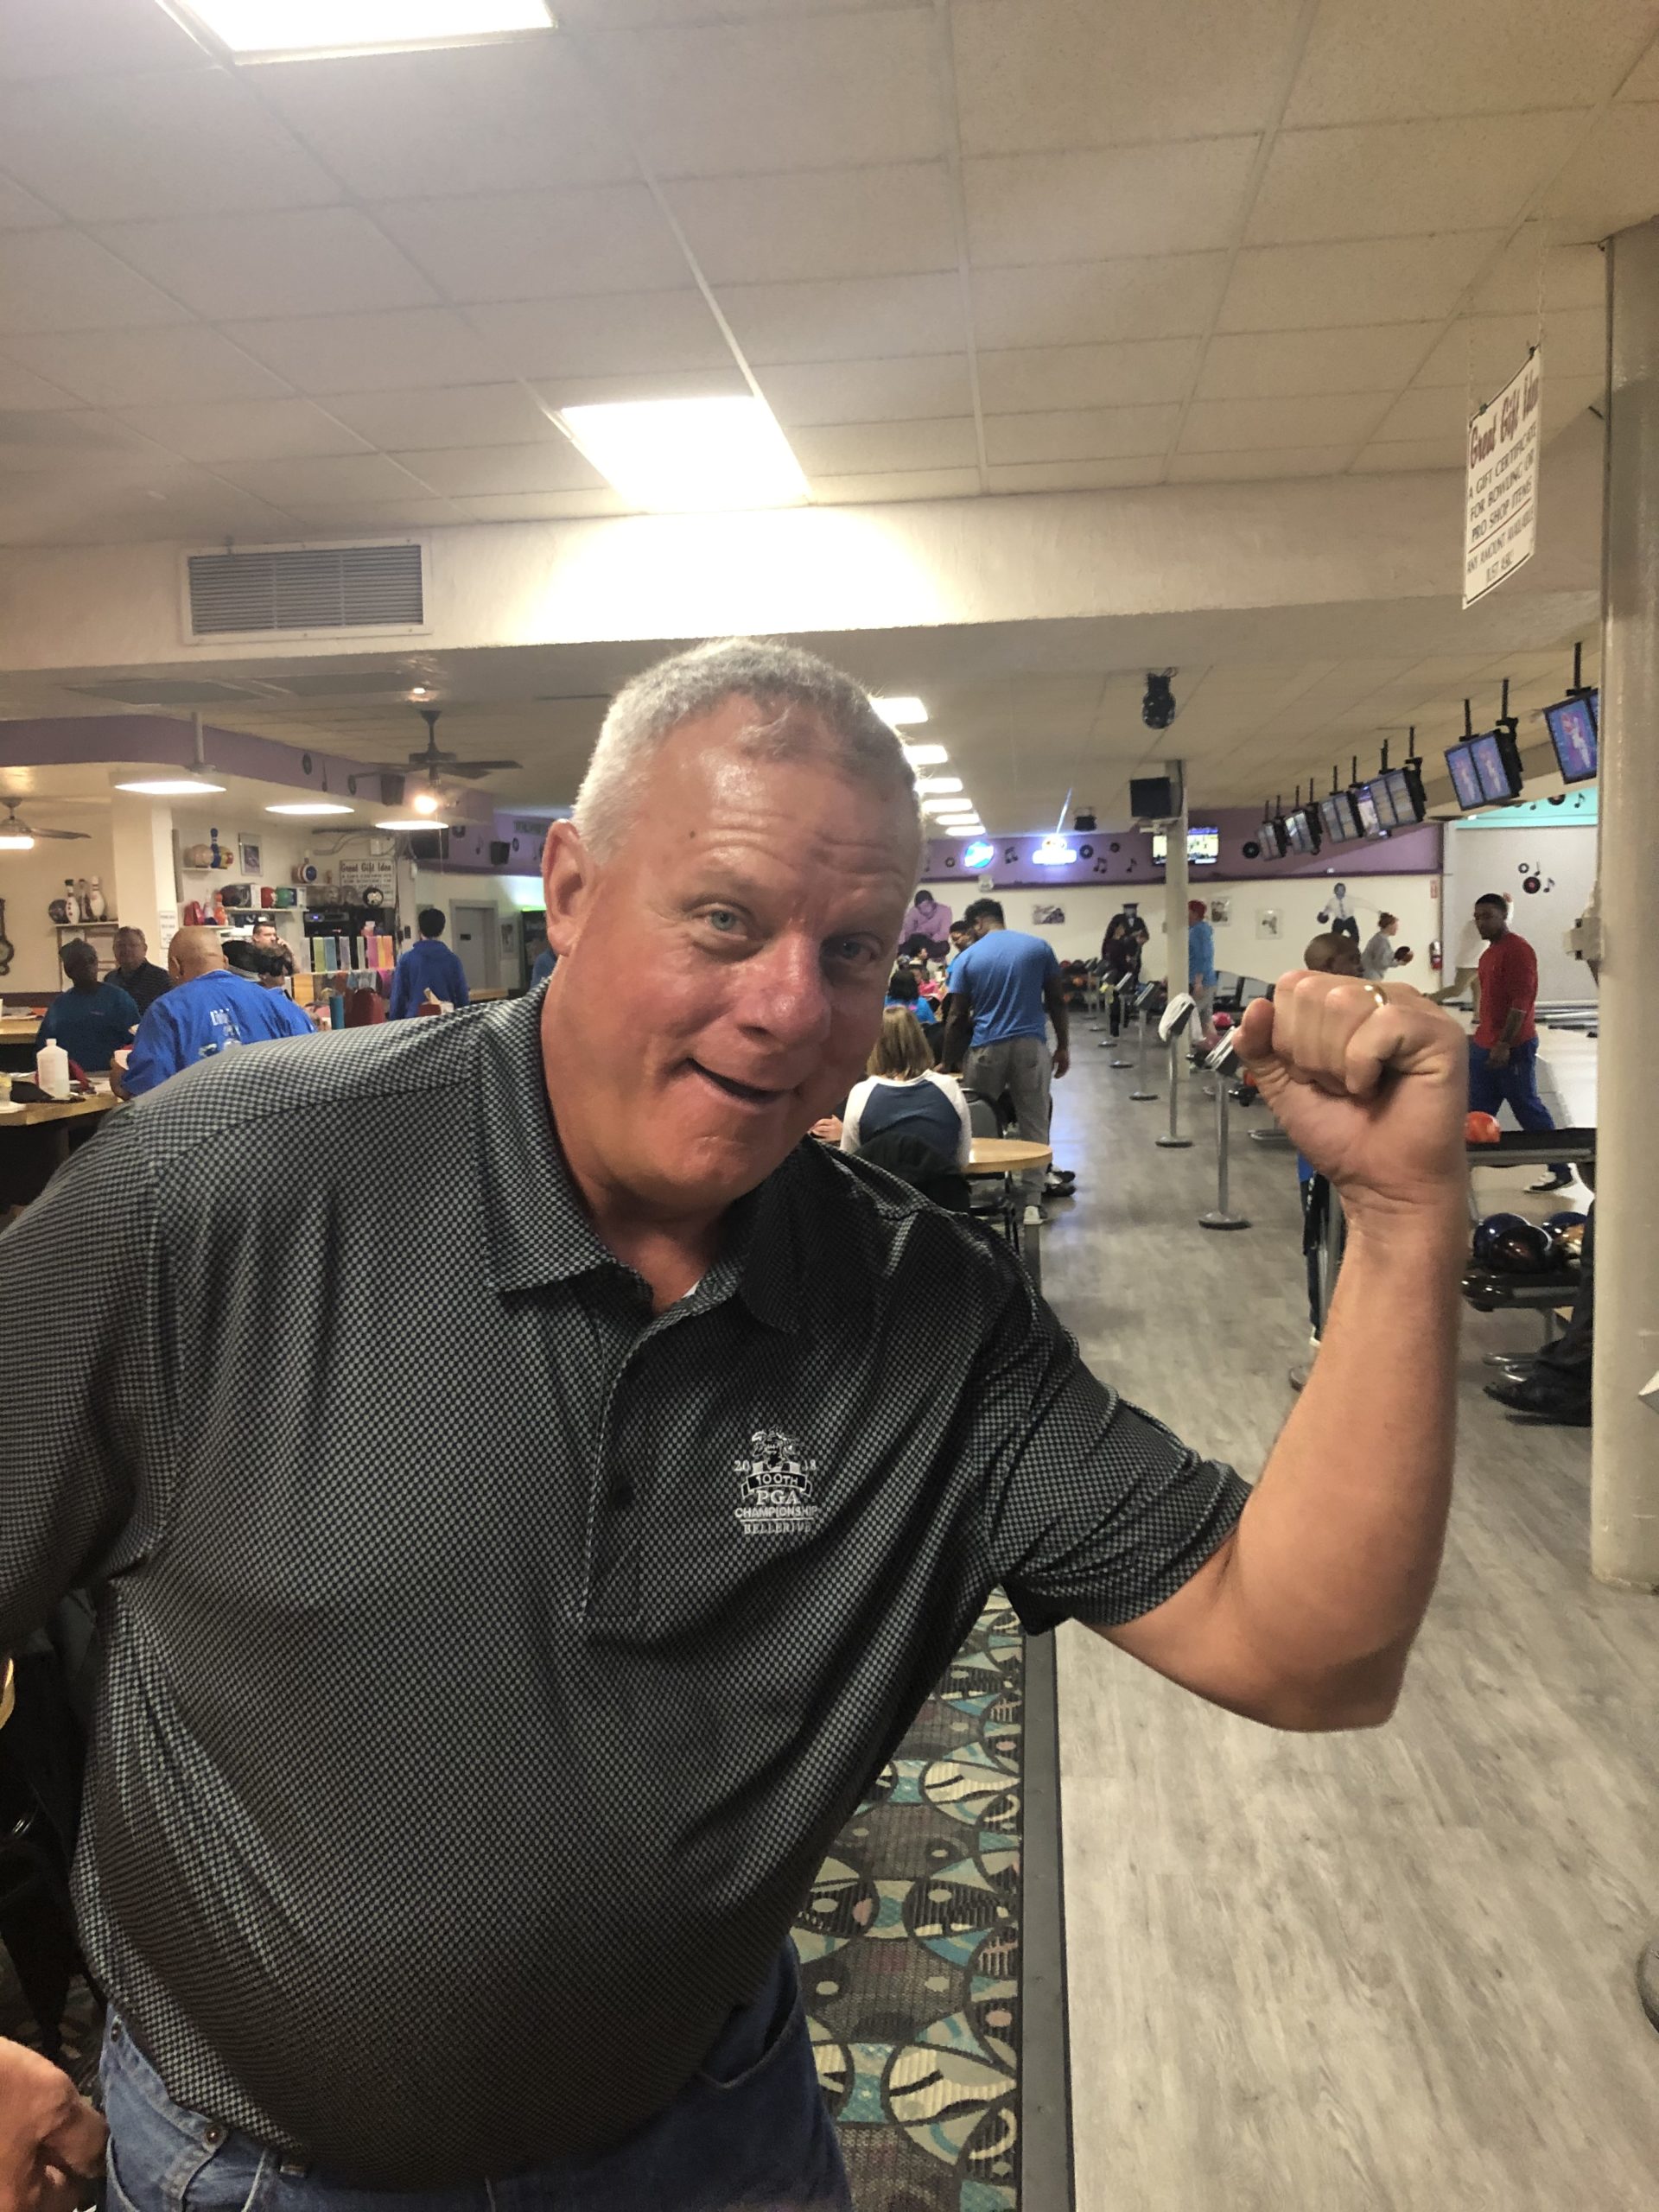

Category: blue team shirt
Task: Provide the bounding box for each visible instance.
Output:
[530,948,557,987]
[390,938,470,1020]
[950,929,1059,1047]
[36,982,140,1073]
[1188,918,1217,988]
[124,970,314,1096]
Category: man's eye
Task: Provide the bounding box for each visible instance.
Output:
[829,938,873,965]
[705,909,740,932]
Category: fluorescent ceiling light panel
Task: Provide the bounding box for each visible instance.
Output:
[872,697,927,727]
[168,0,555,61]
[557,397,806,514]
[0,834,34,851]
[900,743,948,767]
[113,777,226,796]
[265,801,353,817]
[374,816,434,830]
[915,776,963,795]
[922,799,971,817]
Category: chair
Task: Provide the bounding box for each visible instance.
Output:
[961,1089,1020,1247]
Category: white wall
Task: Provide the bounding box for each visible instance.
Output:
[0,816,117,993]
[1441,821,1599,1001]
[919,874,1441,986]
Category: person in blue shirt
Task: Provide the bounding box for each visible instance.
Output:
[390,908,471,1020]
[884,964,936,1026]
[35,940,139,1074]
[940,897,1070,1225]
[530,938,557,988]
[121,929,315,1097]
[1187,898,1220,1052]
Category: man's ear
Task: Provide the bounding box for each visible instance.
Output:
[542,821,600,957]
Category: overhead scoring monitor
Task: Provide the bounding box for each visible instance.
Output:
[1150,826,1220,865]
[1543,690,1598,784]
[1445,741,1484,810]
[1470,727,1524,804]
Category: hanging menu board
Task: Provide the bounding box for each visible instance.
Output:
[1463,350,1541,608]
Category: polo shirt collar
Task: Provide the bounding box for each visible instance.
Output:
[472,995,802,1331]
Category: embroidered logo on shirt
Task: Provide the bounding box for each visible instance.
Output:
[734,1427,819,1536]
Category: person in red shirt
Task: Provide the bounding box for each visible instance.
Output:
[1469,893,1569,1192]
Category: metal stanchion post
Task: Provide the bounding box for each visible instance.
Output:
[1198,1046,1249,1230]
[1129,1003,1157,1100]
[1154,1033,1192,1147]
[1317,1184,1346,1332]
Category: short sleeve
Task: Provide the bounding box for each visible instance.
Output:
[1042,943,1060,980]
[969,1269,1249,1634]
[124,999,179,1096]
[840,1078,871,1152]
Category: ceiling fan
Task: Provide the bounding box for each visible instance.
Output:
[405,707,520,784]
[0,796,90,846]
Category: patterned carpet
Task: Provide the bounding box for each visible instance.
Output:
[796,1598,1026,2212]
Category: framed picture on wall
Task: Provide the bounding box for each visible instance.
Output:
[1209,895,1231,926]
[238,839,262,875]
[1031,903,1065,925]
[1257,909,1281,940]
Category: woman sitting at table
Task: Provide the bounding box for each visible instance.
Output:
[884,964,937,1025]
[838,1007,972,1169]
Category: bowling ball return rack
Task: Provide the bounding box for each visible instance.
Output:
[1461,1128,1596,1344]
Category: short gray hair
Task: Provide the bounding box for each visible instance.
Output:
[574,638,921,862]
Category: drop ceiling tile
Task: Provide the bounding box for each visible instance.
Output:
[1618,38,1659,100]
[952,0,1306,155]
[977,337,1202,411]
[1542,372,1605,433]
[965,139,1259,264]
[1248,114,1584,245]
[215,308,503,396]
[0,0,206,79]
[462,490,631,521]
[1467,235,1607,315]
[375,186,686,302]
[324,385,562,452]
[256,40,634,200]
[716,274,964,364]
[757,354,975,427]
[0,175,57,230]
[1179,392,1390,451]
[807,467,981,505]
[393,443,607,497]
[1285,0,1656,124]
[560,0,923,19]
[95,209,438,321]
[790,417,978,473]
[0,353,80,409]
[971,255,1229,349]
[3,324,294,406]
[216,454,436,505]
[582,11,944,176]
[111,397,372,463]
[1197,323,1437,399]
[668,164,957,284]
[531,367,750,409]
[1218,232,1507,330]
[1544,103,1659,238]
[0,70,340,225]
[1369,385,1466,441]
[0,227,188,334]
[985,456,1165,492]
[1351,437,1465,472]
[463,292,731,378]
[1413,308,1604,389]
[983,404,1178,463]
[1167,446,1358,481]
[0,407,168,474]
[286,499,468,533]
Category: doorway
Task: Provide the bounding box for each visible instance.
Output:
[450,903,499,995]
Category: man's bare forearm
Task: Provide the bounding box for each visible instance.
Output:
[1220,1200,1464,1718]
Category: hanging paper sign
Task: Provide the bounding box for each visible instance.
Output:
[1463,350,1541,608]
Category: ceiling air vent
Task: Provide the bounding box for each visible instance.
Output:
[187,543,424,639]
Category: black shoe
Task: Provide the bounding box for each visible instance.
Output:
[1528,1172,1574,1193]
[1484,1375,1591,1425]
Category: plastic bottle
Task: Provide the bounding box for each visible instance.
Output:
[35,1042,71,1099]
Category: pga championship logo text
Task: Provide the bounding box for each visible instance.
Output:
[734,1427,820,1536]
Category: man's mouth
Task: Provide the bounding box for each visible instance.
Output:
[688,1060,791,1109]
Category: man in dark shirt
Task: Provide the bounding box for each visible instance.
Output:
[1469,893,1569,1192]
[0,639,1469,2208]
[110,927,172,1018]
[34,939,138,1075]
[389,906,470,1018]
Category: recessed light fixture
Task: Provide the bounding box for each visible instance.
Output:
[915,775,963,795]
[900,742,948,767]
[0,832,34,852]
[872,696,926,727]
[113,776,226,796]
[165,0,555,63]
[375,816,434,831]
[556,396,807,513]
[266,801,354,817]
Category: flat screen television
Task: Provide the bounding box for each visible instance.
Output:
[1382,762,1427,824]
[1259,817,1287,858]
[1285,806,1321,855]
[1446,741,1484,810]
[1352,784,1381,836]
[1319,792,1361,842]
[1471,727,1524,804]
[1544,691,1599,783]
[1151,826,1220,865]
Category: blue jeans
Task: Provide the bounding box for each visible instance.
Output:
[101,1945,849,2212]
[1468,1039,1566,1180]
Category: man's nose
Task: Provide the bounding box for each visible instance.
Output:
[738,935,833,1050]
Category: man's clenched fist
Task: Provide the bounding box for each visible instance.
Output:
[0,2039,105,2212]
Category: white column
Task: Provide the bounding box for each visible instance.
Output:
[1592,218,1659,1592]
[1163,759,1189,1007]
[107,794,177,957]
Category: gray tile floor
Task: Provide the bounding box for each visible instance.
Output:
[1040,1041,1659,2210]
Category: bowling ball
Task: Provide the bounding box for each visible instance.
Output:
[1542,1210,1588,1268]
[1394,945,1413,964]
[1471,1212,1553,1274]
[1213,1010,1233,1032]
[1465,1111,1503,1145]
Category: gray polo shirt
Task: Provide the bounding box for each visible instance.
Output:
[0,993,1248,2183]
